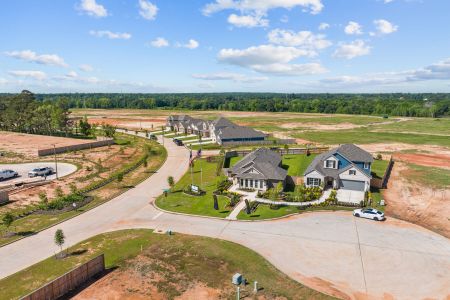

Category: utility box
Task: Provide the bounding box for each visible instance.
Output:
[232,273,242,285]
[0,191,9,204]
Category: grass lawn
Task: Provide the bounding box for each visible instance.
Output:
[371,159,389,179]
[155,158,232,218]
[406,163,450,188]
[282,154,317,177]
[372,118,450,135]
[237,203,355,220]
[0,229,332,300]
[370,188,385,212]
[297,128,450,147]
[0,134,167,247]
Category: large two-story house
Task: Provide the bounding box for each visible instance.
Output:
[228,148,287,191]
[303,144,373,192]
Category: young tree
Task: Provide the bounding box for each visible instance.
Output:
[213,194,219,210]
[102,123,116,138]
[245,199,251,214]
[69,183,78,194]
[54,229,66,254]
[167,176,174,189]
[117,173,123,183]
[38,192,48,205]
[78,116,92,136]
[2,213,14,233]
[54,186,64,198]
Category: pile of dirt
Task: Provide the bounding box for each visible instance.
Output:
[383,162,450,238]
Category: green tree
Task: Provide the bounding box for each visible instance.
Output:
[54,229,66,253]
[78,116,92,136]
[54,186,64,198]
[117,173,123,183]
[38,192,48,205]
[102,123,116,138]
[167,176,174,189]
[2,213,14,233]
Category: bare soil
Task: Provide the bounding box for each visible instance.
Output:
[393,153,450,170]
[0,131,96,158]
[383,162,450,238]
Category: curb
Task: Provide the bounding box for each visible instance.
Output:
[0,133,168,249]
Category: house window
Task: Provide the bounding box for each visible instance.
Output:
[364,163,369,169]
[260,180,263,189]
[240,179,243,186]
[349,170,356,175]
[325,160,336,169]
[307,178,321,186]
[245,179,248,187]
[250,180,253,188]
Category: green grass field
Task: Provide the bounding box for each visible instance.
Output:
[371,159,389,179]
[0,229,332,300]
[282,154,317,176]
[407,163,450,188]
[155,158,232,218]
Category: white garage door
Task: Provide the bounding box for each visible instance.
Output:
[341,180,365,191]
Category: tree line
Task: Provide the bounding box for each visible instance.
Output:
[1,91,449,118]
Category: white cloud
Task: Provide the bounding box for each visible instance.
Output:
[203,0,324,16]
[138,0,158,20]
[79,64,94,72]
[150,37,169,48]
[407,58,450,81]
[333,40,371,59]
[8,70,47,80]
[318,22,329,30]
[177,39,199,49]
[372,19,398,36]
[384,0,394,3]
[78,0,108,17]
[89,30,131,40]
[227,13,269,28]
[66,71,78,78]
[344,21,363,35]
[218,44,326,75]
[5,50,68,67]
[267,29,332,50]
[192,72,268,83]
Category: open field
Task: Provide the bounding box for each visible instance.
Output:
[156,158,232,218]
[0,229,331,300]
[0,131,98,158]
[0,134,166,246]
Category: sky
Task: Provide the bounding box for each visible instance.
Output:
[1,0,450,93]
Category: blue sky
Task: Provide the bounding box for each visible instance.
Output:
[1,0,450,93]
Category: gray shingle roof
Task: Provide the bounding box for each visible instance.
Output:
[212,117,236,128]
[304,144,373,178]
[230,148,287,181]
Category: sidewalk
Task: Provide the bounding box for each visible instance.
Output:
[226,184,258,220]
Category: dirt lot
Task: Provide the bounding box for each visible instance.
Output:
[384,157,450,239]
[0,131,96,158]
[0,137,146,212]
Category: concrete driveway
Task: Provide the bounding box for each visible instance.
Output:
[0,162,77,187]
[0,134,449,300]
[337,189,365,204]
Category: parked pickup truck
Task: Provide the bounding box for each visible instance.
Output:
[0,169,18,181]
[28,167,54,177]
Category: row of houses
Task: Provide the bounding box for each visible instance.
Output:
[227,144,373,193]
[166,115,267,145]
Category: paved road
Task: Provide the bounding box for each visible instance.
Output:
[0,135,449,300]
[0,162,77,187]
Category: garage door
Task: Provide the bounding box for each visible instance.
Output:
[341,180,365,191]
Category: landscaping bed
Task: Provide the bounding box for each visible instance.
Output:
[156,157,234,218]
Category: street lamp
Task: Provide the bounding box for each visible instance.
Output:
[53,144,59,179]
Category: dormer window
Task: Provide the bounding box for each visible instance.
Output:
[364,163,369,169]
[349,170,356,175]
[325,160,336,169]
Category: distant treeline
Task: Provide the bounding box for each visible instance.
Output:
[0,90,72,135]
[2,92,450,118]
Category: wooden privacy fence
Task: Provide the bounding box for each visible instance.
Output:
[20,254,105,300]
[370,158,394,189]
[37,139,114,156]
[225,146,329,158]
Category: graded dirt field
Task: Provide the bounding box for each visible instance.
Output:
[0,131,97,157]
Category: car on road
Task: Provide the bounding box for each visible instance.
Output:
[173,139,183,146]
[353,208,385,221]
[0,169,18,181]
[28,167,54,178]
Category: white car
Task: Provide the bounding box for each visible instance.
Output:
[353,208,385,221]
[28,167,54,177]
[0,169,18,181]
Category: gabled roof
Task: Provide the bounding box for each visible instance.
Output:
[231,148,287,181]
[304,144,373,178]
[212,117,236,128]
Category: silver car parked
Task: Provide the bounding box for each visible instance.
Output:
[28,167,54,177]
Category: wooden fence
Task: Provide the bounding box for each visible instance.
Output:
[20,254,105,300]
[220,139,296,147]
[370,158,394,189]
[225,146,329,158]
[37,139,114,156]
